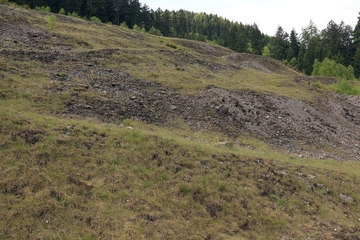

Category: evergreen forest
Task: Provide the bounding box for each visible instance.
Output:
[7,0,360,78]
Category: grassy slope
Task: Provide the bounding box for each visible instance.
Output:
[1,4,360,239]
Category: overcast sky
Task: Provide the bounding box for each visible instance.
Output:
[143,0,359,36]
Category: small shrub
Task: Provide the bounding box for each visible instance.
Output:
[0,0,10,4]
[166,43,177,49]
[332,80,360,95]
[262,46,271,56]
[68,11,81,18]
[312,81,325,89]
[47,15,56,30]
[148,26,162,36]
[289,57,297,67]
[57,72,67,78]
[58,8,66,15]
[133,24,141,31]
[35,6,51,12]
[120,21,128,28]
[90,16,101,23]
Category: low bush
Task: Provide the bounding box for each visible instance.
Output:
[332,80,360,95]
[58,8,66,15]
[35,6,51,12]
[90,16,101,23]
[166,43,177,49]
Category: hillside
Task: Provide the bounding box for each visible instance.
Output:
[1,3,360,239]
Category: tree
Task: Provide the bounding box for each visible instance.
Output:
[298,21,321,74]
[321,20,341,59]
[312,58,354,80]
[248,23,263,55]
[303,36,320,75]
[58,7,65,15]
[148,26,162,36]
[287,29,300,62]
[353,46,360,78]
[262,46,271,56]
[353,12,360,78]
[140,4,152,30]
[301,20,318,47]
[269,26,289,60]
[321,20,354,66]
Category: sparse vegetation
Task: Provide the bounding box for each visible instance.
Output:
[1,4,360,240]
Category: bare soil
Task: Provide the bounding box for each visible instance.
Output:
[57,64,360,160]
[1,7,360,161]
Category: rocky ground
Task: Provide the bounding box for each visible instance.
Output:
[1,7,360,161]
[54,63,360,160]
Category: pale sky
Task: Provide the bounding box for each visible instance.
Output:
[143,0,359,36]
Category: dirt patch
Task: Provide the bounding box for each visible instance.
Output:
[0,21,72,51]
[53,64,360,160]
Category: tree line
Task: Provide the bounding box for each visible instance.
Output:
[7,0,360,78]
